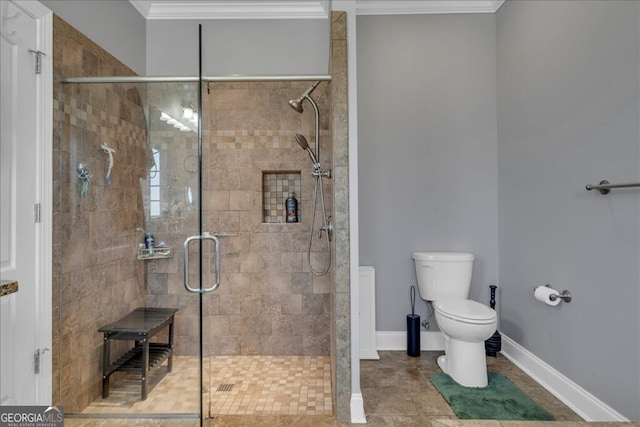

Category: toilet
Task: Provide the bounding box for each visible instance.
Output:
[412,252,497,387]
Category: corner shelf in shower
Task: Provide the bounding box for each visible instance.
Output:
[137,247,173,260]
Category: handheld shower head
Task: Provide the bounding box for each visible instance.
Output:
[295,133,310,150]
[295,134,319,168]
[288,81,321,113]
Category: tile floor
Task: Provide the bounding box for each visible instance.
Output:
[208,355,332,416]
[81,355,331,416]
[66,351,640,427]
[81,355,200,414]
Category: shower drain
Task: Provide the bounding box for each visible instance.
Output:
[216,384,234,392]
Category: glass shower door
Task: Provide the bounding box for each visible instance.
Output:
[55,80,210,422]
[143,81,210,419]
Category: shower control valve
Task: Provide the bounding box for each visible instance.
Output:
[313,169,331,179]
[320,217,334,241]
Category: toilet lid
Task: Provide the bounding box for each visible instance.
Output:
[434,300,496,323]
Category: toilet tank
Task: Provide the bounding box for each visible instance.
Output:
[412,252,474,301]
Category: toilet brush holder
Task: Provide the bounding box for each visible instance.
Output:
[407,285,420,357]
[485,284,502,357]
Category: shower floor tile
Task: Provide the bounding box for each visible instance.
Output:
[81,355,200,414]
[208,355,332,416]
[80,355,332,417]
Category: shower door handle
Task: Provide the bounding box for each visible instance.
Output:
[183,233,221,293]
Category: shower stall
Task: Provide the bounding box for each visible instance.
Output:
[51,16,350,423]
[289,82,333,276]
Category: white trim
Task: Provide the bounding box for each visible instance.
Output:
[343,1,364,423]
[350,393,367,424]
[11,0,53,406]
[359,349,380,360]
[376,331,445,351]
[358,267,379,360]
[355,0,505,15]
[501,335,629,422]
[129,0,152,17]
[129,0,505,20]
[129,0,330,19]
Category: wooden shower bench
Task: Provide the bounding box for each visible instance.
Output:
[99,307,178,401]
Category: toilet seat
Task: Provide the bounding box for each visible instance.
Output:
[434,300,496,324]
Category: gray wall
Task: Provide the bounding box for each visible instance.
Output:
[357,14,499,331]
[496,1,639,420]
[358,1,640,420]
[146,19,330,76]
[40,1,329,77]
[40,0,146,75]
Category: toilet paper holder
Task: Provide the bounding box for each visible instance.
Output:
[537,284,572,303]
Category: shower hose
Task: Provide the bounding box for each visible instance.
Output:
[307,172,332,276]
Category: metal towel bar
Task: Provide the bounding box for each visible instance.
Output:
[585,180,640,194]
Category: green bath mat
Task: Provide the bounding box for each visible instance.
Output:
[430,372,555,420]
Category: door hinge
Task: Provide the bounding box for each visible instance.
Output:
[34,348,50,374]
[34,203,41,223]
[28,49,46,74]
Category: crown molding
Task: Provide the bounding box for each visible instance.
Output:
[355,0,505,15]
[129,0,505,20]
[129,0,331,19]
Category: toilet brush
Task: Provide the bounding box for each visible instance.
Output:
[407,285,420,357]
[484,284,502,357]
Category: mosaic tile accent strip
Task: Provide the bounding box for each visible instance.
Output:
[209,129,300,150]
[263,172,301,223]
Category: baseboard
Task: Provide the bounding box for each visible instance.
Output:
[350,393,366,423]
[376,331,445,351]
[359,349,380,360]
[375,331,629,421]
[501,334,629,422]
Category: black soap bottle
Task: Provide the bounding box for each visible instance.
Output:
[286,192,298,223]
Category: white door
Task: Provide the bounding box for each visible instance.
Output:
[0,0,52,405]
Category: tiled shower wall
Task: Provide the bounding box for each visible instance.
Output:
[329,11,351,422]
[145,81,334,356]
[52,16,149,412]
[205,82,333,355]
[51,11,351,421]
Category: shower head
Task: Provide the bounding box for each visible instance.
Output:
[295,133,319,168]
[288,99,304,113]
[288,81,321,113]
[295,133,311,151]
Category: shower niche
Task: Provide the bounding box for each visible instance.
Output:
[262,171,301,223]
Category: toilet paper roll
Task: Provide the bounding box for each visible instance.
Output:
[534,285,561,306]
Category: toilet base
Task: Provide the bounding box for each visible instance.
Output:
[438,338,488,388]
